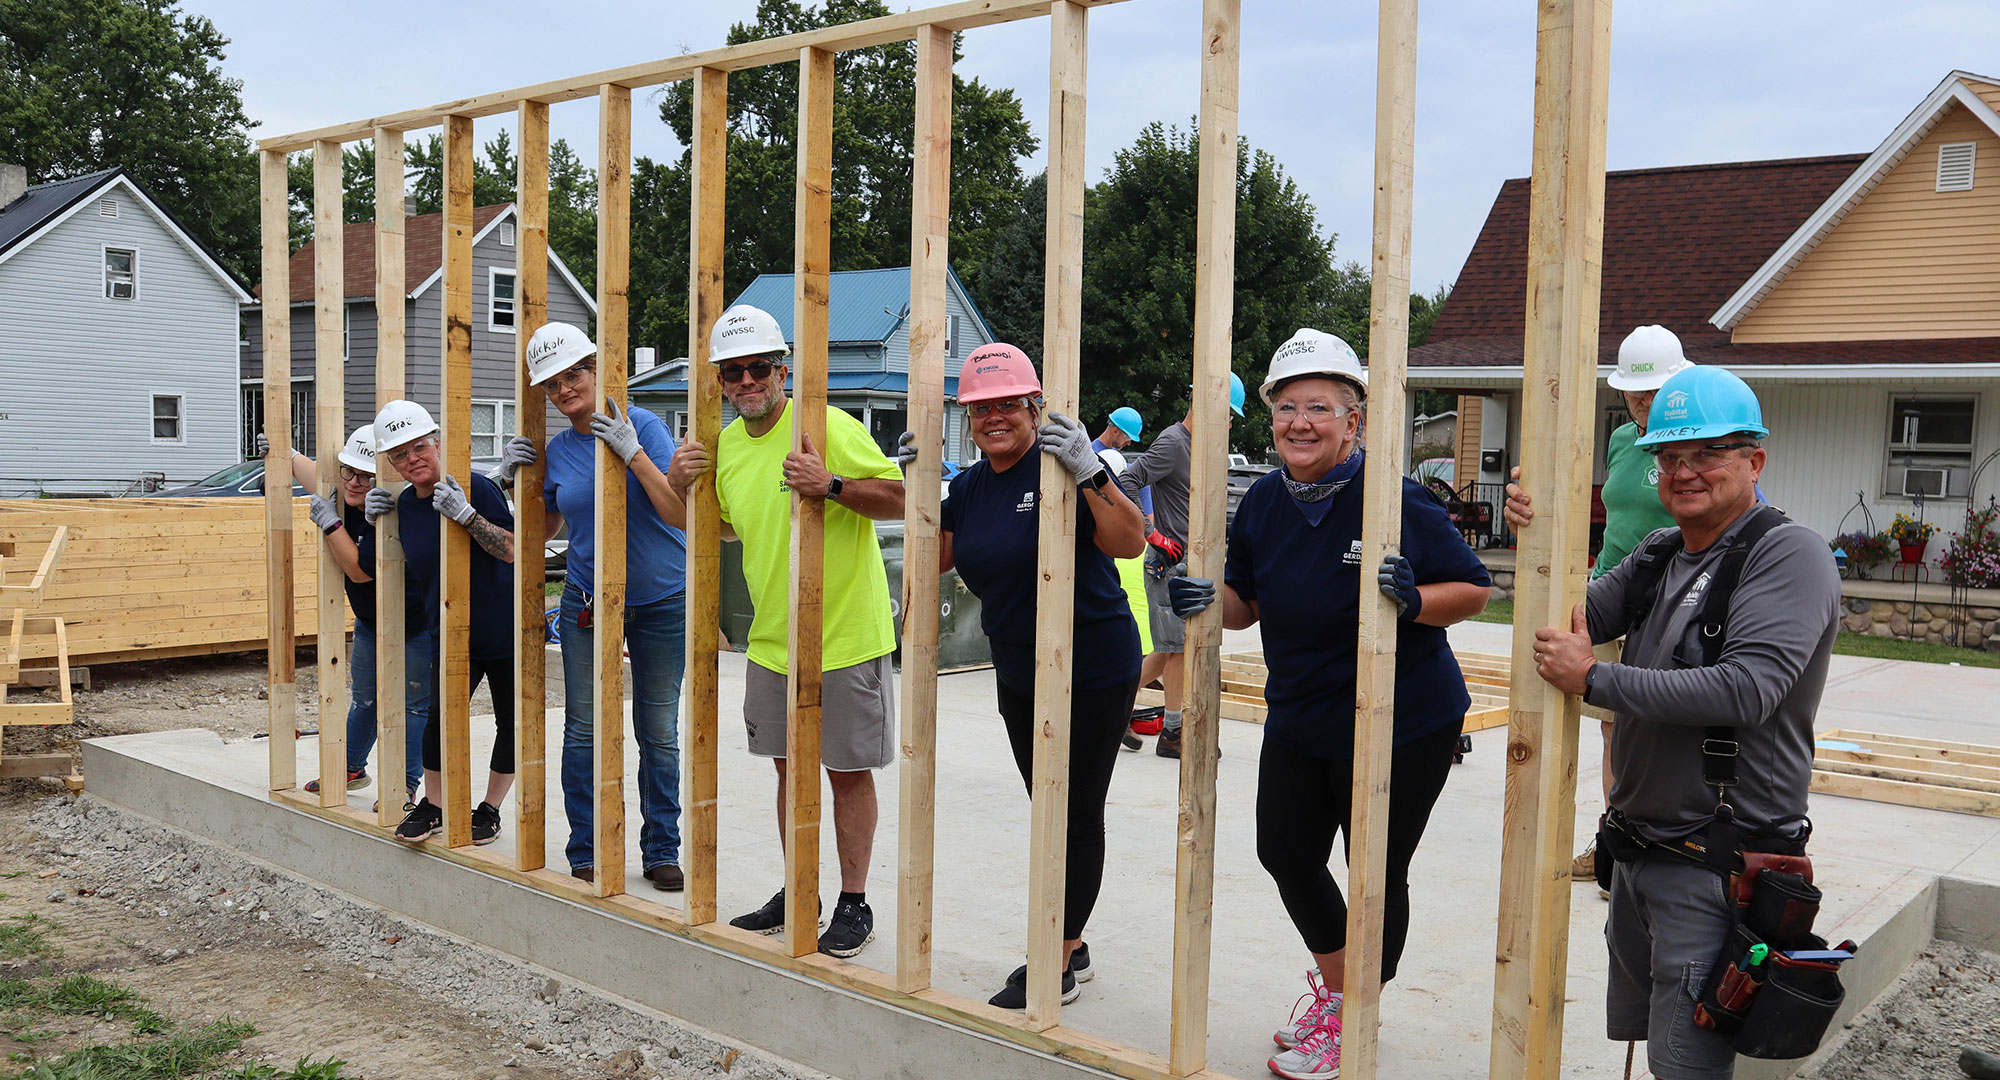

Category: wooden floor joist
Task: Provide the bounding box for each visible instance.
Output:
[1812,730,2000,817]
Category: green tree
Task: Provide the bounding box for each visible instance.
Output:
[0,0,259,278]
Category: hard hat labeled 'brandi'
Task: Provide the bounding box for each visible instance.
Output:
[337,424,377,472]
[1609,324,1692,392]
[372,400,439,453]
[525,322,597,386]
[1261,328,1367,405]
[708,305,790,365]
[957,343,1043,404]
[1635,365,1768,447]
[1109,406,1143,440]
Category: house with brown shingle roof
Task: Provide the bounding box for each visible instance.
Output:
[1408,70,2000,561]
[239,203,595,461]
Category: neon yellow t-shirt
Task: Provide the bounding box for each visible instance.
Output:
[716,400,903,674]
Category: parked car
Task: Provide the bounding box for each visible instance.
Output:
[155,459,306,498]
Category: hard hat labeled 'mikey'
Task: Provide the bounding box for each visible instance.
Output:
[708,305,790,364]
[1109,407,1143,440]
[1636,365,1768,447]
[1261,328,1367,404]
[1609,324,1692,392]
[373,400,439,453]
[526,322,597,386]
[338,424,377,472]
[957,342,1043,404]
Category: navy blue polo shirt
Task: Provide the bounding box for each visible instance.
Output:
[341,503,375,628]
[1223,460,1491,760]
[943,457,1140,693]
[396,473,516,662]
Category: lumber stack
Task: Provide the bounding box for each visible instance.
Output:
[0,498,330,667]
[0,521,79,785]
[1136,649,1512,733]
[1812,728,2000,818]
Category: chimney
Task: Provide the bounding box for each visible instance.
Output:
[633,347,657,374]
[0,165,26,210]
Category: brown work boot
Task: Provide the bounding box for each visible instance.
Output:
[645,864,685,892]
[1571,842,1597,882]
[1156,729,1182,759]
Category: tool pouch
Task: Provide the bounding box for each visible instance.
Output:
[1745,869,1821,942]
[1593,813,1615,893]
[1694,922,1766,1034]
[1732,943,1845,1059]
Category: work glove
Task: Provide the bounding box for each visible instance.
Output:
[255,432,268,457]
[1167,576,1215,618]
[492,435,538,483]
[590,400,641,465]
[1036,411,1104,485]
[364,487,396,525]
[1146,530,1186,563]
[432,475,477,526]
[308,493,342,534]
[894,431,918,473]
[1378,553,1422,620]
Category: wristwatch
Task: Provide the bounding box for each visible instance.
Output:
[826,475,845,501]
[1582,662,1600,703]
[1081,470,1112,491]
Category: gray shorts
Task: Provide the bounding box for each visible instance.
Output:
[1142,549,1186,654]
[743,654,895,772]
[1605,857,1738,1080]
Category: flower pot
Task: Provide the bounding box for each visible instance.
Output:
[1899,542,1925,564]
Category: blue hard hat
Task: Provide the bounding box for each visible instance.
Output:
[1109,407,1143,440]
[1189,373,1247,417]
[1635,366,1768,447]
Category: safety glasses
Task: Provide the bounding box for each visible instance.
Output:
[337,465,374,484]
[968,398,1032,419]
[551,363,596,391]
[1648,442,1756,475]
[719,360,778,384]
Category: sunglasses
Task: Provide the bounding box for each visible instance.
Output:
[719,360,778,384]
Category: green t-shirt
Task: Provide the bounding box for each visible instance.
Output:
[716,400,903,673]
[1593,420,1678,579]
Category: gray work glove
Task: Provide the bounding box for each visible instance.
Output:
[894,430,918,473]
[1167,576,1215,618]
[255,432,268,457]
[364,487,396,525]
[1378,553,1422,620]
[432,475,477,526]
[590,399,641,464]
[1036,411,1103,485]
[308,493,342,534]
[492,435,538,483]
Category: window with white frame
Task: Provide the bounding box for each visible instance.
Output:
[105,248,136,299]
[1883,395,1976,499]
[469,399,516,458]
[490,267,517,332]
[152,394,183,443]
[669,410,690,441]
[947,314,962,358]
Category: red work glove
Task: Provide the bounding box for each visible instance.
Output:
[1146,530,1185,563]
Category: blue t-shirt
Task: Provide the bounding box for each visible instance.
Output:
[943,457,1140,692]
[1091,438,1153,515]
[398,472,516,662]
[543,404,688,606]
[1223,461,1492,760]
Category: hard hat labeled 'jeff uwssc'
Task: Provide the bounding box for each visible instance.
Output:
[1609,324,1692,392]
[525,322,597,386]
[957,343,1043,405]
[1109,406,1143,440]
[372,400,439,453]
[1635,366,1768,448]
[708,305,791,365]
[338,425,377,472]
[1261,328,1367,405]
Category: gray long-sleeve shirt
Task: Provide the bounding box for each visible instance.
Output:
[1584,504,1840,843]
[1116,420,1191,545]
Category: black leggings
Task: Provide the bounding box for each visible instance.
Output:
[994,673,1140,942]
[422,653,517,775]
[1256,722,1459,981]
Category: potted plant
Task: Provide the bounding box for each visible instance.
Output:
[1938,506,2000,588]
[1887,512,1938,564]
[1832,530,1891,580]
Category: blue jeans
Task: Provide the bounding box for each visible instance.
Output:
[345,621,436,796]
[560,586,685,873]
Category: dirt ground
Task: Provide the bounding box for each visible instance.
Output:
[1802,938,2000,1080]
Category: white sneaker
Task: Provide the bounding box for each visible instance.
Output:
[1274,968,1342,1050]
[1268,1009,1341,1079]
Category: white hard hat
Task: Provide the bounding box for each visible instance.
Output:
[1260,328,1368,406]
[1095,447,1129,475]
[1608,325,1691,392]
[338,424,377,472]
[526,322,596,386]
[372,400,438,453]
[708,305,790,365]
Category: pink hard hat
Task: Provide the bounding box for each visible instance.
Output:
[956,343,1043,405]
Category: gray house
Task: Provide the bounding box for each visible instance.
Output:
[630,266,995,462]
[240,203,595,460]
[0,166,254,495]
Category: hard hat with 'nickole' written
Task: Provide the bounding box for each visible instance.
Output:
[338,424,377,472]
[957,342,1044,405]
[1109,406,1143,440]
[1260,328,1367,406]
[372,400,439,454]
[525,322,597,386]
[1609,324,1692,392]
[708,305,791,365]
[1635,365,1768,448]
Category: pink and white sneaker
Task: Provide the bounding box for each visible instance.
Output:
[1267,1009,1341,1079]
[1274,969,1343,1051]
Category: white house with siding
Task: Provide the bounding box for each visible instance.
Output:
[0,166,254,495]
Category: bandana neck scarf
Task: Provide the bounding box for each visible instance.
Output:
[1284,449,1363,528]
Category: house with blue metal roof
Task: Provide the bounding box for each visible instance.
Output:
[629,265,995,462]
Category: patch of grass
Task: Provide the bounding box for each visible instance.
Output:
[12,1017,255,1079]
[1833,631,2000,668]
[1470,598,1514,625]
[0,915,55,959]
[1,871,27,879]
[544,581,562,597]
[215,1055,352,1080]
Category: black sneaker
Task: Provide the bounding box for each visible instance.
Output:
[818,899,875,958]
[1156,729,1183,759]
[1069,941,1094,983]
[987,963,1080,1009]
[729,889,821,936]
[471,801,501,846]
[1121,725,1142,752]
[394,798,442,844]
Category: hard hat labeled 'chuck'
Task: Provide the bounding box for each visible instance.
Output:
[1609,324,1692,392]
[526,322,597,386]
[338,424,377,472]
[1261,328,1367,405]
[1635,366,1767,447]
[1109,407,1143,440]
[957,343,1043,405]
[373,400,439,453]
[709,305,790,365]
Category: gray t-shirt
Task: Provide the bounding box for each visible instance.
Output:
[1117,420,1191,545]
[1584,504,1840,843]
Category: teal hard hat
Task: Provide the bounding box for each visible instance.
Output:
[1109,407,1143,440]
[1189,373,1247,417]
[1634,365,1768,448]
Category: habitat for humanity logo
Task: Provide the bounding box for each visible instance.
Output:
[1679,570,1712,608]
[1662,389,1691,420]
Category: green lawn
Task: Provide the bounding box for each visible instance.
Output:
[1471,598,1513,625]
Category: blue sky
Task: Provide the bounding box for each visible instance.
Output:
[187,0,2000,294]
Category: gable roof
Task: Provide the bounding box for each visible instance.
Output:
[1711,70,2000,331]
[265,203,596,314]
[0,167,253,301]
[729,266,994,345]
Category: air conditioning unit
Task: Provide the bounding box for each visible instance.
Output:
[1902,467,1950,498]
[109,280,133,299]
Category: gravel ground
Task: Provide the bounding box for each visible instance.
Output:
[1800,938,2000,1080]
